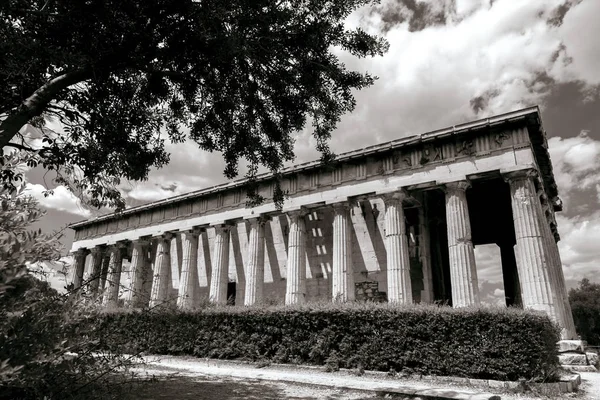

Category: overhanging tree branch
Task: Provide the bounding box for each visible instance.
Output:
[0,68,92,149]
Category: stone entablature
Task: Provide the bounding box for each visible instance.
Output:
[71,107,551,243]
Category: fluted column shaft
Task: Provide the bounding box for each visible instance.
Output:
[102,244,124,308]
[383,194,412,304]
[506,171,558,320]
[99,255,110,293]
[540,202,576,338]
[88,247,105,296]
[332,203,354,302]
[178,230,200,309]
[209,225,230,305]
[149,235,172,308]
[244,218,266,306]
[126,239,149,308]
[445,181,480,307]
[546,235,577,338]
[72,249,87,290]
[285,211,307,305]
[418,207,434,303]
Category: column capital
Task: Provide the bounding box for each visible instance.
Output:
[212,223,233,233]
[443,180,471,193]
[285,207,309,219]
[152,232,175,241]
[73,248,89,256]
[109,242,129,250]
[180,227,203,237]
[380,189,409,205]
[330,201,351,214]
[132,238,151,247]
[90,246,106,255]
[244,215,271,226]
[502,168,538,183]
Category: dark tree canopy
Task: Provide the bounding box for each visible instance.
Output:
[569,278,600,346]
[0,0,387,210]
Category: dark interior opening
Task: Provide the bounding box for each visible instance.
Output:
[227,282,236,306]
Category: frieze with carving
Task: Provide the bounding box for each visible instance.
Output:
[420,144,442,165]
[495,132,510,148]
[455,139,475,156]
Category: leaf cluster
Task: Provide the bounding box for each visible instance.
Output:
[569,278,600,346]
[0,178,138,399]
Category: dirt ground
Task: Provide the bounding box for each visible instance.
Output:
[124,364,600,400]
[125,375,381,400]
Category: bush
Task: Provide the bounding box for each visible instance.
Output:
[93,303,560,381]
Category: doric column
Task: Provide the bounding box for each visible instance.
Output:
[88,246,105,296]
[244,217,267,306]
[418,206,434,303]
[445,181,480,307]
[178,229,200,310]
[149,234,173,308]
[285,210,307,305]
[125,239,149,308]
[99,255,110,295]
[383,193,412,304]
[72,249,88,290]
[102,243,125,308]
[209,224,231,305]
[505,170,558,320]
[547,235,577,338]
[540,201,577,339]
[332,202,354,302]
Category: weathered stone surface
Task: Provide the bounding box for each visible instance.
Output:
[586,352,598,366]
[559,353,588,365]
[445,181,480,307]
[558,339,586,353]
[383,193,412,304]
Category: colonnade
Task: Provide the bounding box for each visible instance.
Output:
[70,169,575,337]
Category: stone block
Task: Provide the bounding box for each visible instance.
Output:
[487,379,506,389]
[559,353,588,365]
[558,339,586,353]
[505,381,524,392]
[586,352,598,366]
[559,381,573,392]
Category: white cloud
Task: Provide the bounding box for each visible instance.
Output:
[289,0,600,159]
[548,131,600,209]
[557,211,600,282]
[24,183,91,218]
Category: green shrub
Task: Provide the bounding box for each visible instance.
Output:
[93,303,560,381]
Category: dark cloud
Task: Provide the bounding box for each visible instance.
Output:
[160,183,178,192]
[547,0,583,27]
[542,82,600,141]
[372,0,453,33]
[469,88,500,115]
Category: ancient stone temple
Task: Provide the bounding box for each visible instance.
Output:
[69,106,577,339]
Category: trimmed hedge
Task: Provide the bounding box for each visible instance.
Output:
[93,303,560,381]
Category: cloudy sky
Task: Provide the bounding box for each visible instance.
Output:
[23,0,599,301]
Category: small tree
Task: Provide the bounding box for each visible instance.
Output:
[569,278,600,346]
[0,153,138,399]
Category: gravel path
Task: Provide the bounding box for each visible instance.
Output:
[579,372,600,400]
[128,356,599,400]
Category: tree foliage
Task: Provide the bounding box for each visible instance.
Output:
[0,171,137,399]
[0,0,387,210]
[569,278,600,346]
